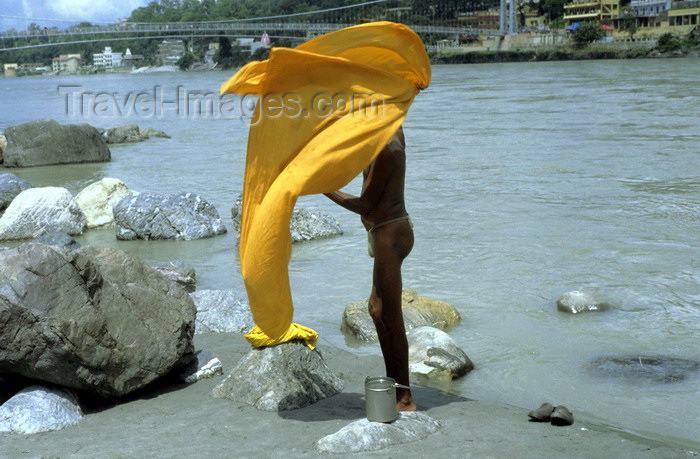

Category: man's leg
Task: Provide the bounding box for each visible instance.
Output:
[368,249,415,411]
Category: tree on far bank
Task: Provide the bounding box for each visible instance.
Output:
[571,22,605,48]
[618,8,639,40]
[177,51,195,70]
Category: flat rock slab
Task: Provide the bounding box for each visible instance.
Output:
[212,340,344,412]
[556,290,609,314]
[0,173,33,212]
[231,196,342,243]
[316,412,441,454]
[3,119,110,168]
[113,192,226,240]
[342,289,461,341]
[589,356,700,383]
[190,290,253,334]
[0,386,83,434]
[408,326,473,380]
[152,261,196,293]
[103,124,169,144]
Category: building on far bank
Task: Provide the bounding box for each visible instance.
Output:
[121,48,145,67]
[457,9,501,30]
[18,63,47,73]
[93,46,123,70]
[204,42,219,64]
[3,63,18,77]
[236,38,269,55]
[157,40,185,66]
[52,54,81,74]
[563,0,621,26]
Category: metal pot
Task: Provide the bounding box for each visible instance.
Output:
[364,376,410,423]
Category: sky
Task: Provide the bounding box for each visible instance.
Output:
[0,0,150,32]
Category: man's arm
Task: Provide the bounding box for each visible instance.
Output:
[324,141,400,216]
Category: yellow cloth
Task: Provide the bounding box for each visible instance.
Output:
[221,21,431,344]
[244,323,319,350]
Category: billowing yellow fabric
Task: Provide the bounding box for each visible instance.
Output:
[221,21,431,344]
[244,323,319,350]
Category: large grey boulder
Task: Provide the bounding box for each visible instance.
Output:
[342,289,461,342]
[152,261,196,293]
[408,327,473,380]
[0,386,83,434]
[212,341,344,411]
[0,173,33,212]
[316,412,440,454]
[0,243,196,397]
[75,178,132,228]
[190,290,253,334]
[33,231,80,250]
[103,124,169,144]
[557,291,609,314]
[231,196,342,243]
[3,119,110,167]
[114,192,227,240]
[0,187,86,241]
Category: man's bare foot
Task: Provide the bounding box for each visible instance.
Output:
[397,397,417,412]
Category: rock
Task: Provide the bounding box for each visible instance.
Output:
[103,124,170,144]
[3,119,110,167]
[152,261,196,293]
[0,243,196,397]
[556,291,609,314]
[231,196,342,243]
[0,133,6,161]
[33,231,80,250]
[0,187,86,241]
[0,173,33,211]
[179,350,223,383]
[75,178,132,228]
[0,385,83,434]
[212,340,344,411]
[316,412,440,453]
[342,289,461,341]
[407,327,473,380]
[589,356,700,383]
[113,192,227,240]
[190,290,253,334]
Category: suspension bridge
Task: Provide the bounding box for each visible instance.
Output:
[0,0,520,53]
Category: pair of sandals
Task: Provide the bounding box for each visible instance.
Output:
[528,403,574,426]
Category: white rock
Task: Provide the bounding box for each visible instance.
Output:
[0,385,83,434]
[190,290,254,334]
[185,358,223,383]
[75,178,131,228]
[0,187,86,240]
[0,133,6,152]
[408,326,473,380]
[316,412,440,453]
[557,290,609,314]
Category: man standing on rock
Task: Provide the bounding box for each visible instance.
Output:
[324,126,416,411]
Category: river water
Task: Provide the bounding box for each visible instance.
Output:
[1,59,698,448]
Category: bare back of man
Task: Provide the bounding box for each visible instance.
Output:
[324,126,416,411]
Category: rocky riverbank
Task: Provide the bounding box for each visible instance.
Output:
[1,331,696,457]
[430,44,700,64]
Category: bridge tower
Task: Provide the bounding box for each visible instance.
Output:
[499,0,517,35]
